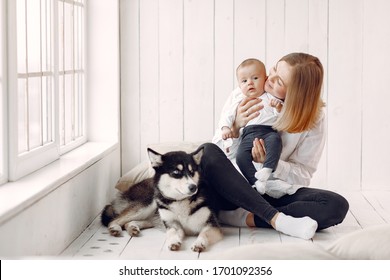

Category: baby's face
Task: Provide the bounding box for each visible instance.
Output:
[237,64,266,98]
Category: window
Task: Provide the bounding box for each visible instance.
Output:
[58,0,85,152]
[8,0,86,181]
[16,0,55,154]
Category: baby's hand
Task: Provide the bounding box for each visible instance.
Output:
[221,127,233,140]
[221,127,233,153]
[270,99,283,113]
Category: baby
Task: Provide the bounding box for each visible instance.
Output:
[213,58,284,194]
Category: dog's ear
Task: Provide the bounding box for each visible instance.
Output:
[191,147,204,165]
[147,148,163,167]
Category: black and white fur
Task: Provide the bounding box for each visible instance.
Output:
[101,147,223,252]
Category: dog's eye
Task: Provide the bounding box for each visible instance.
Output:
[171,170,181,177]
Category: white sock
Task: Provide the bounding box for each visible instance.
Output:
[253,180,266,194]
[274,213,318,240]
[255,167,272,182]
[218,208,249,227]
[264,180,297,199]
[254,168,272,194]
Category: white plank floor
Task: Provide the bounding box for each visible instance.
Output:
[60,191,390,259]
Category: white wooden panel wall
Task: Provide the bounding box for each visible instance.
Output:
[120,0,140,171]
[214,0,234,129]
[159,0,184,142]
[361,0,390,190]
[120,0,390,192]
[0,0,7,185]
[184,0,214,142]
[328,0,363,191]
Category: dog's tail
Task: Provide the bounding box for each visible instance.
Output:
[101,204,118,227]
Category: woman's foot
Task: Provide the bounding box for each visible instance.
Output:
[273,212,318,240]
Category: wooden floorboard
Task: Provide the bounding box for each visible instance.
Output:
[60,215,103,257]
[362,190,390,223]
[343,191,386,227]
[121,227,178,260]
[59,191,390,259]
[74,225,131,259]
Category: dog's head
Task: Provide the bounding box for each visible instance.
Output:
[147,147,204,200]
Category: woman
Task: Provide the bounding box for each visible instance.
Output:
[200,52,349,240]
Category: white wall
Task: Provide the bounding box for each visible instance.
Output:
[0,0,7,185]
[0,148,120,257]
[87,0,120,143]
[120,0,390,191]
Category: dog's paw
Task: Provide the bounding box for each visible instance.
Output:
[168,242,182,251]
[108,224,122,237]
[191,242,206,252]
[126,225,141,236]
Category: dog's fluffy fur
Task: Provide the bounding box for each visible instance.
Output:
[101,147,222,252]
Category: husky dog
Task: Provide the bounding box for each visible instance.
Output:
[101,147,223,252]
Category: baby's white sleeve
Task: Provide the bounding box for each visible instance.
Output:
[217,87,242,129]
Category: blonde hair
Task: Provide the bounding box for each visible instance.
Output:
[236,58,266,79]
[273,53,325,133]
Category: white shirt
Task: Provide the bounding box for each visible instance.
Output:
[212,87,281,159]
[216,87,280,130]
[213,87,326,186]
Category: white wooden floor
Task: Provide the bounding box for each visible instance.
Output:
[60,191,390,259]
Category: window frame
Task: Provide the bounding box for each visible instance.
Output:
[58,0,86,154]
[7,0,86,181]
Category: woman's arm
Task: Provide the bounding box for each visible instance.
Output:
[252,111,326,186]
[274,119,326,186]
[217,88,241,130]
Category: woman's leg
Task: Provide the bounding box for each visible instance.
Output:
[200,143,319,239]
[253,187,349,230]
[200,143,277,224]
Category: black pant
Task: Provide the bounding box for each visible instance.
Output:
[200,142,349,230]
[236,125,282,185]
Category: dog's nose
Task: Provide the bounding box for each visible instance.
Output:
[188,184,198,193]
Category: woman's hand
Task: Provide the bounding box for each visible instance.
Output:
[231,97,263,137]
[251,138,266,163]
